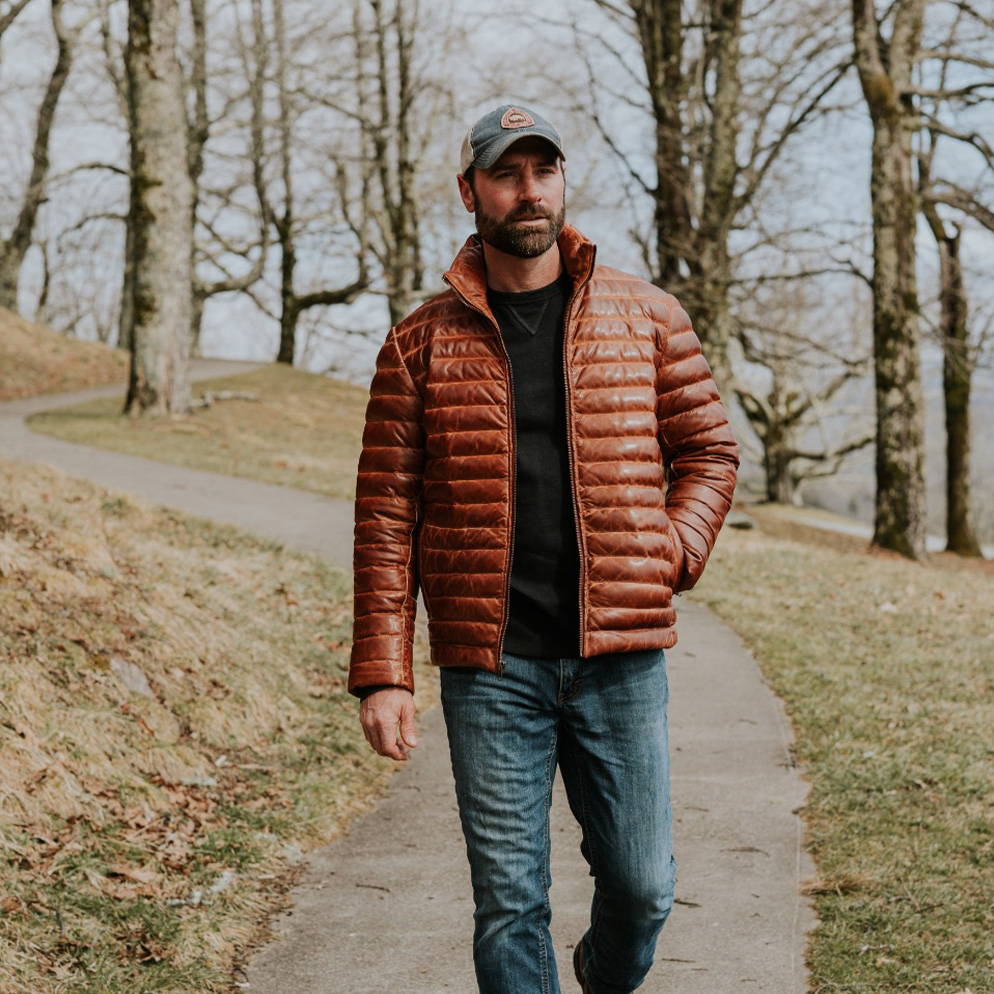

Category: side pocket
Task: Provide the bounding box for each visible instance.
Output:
[664,511,686,593]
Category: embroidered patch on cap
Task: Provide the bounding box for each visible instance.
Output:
[500,107,535,130]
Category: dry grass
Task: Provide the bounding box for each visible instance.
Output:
[0,459,433,994]
[27,364,369,500]
[0,309,128,400]
[695,503,994,994]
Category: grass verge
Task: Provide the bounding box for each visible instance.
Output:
[694,504,994,994]
[0,309,128,400]
[0,459,433,994]
[26,364,368,501]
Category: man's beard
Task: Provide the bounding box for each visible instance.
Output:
[474,198,566,258]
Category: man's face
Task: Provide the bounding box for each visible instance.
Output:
[458,137,566,258]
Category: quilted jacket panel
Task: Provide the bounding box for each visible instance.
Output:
[348,224,739,697]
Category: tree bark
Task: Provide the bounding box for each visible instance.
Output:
[123,0,194,415]
[273,0,296,365]
[938,231,981,556]
[187,0,208,356]
[921,215,981,556]
[632,0,692,290]
[851,0,927,559]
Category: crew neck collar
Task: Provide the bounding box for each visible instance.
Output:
[487,268,571,301]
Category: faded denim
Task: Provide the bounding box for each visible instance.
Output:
[439,647,677,994]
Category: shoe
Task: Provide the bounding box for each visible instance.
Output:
[572,937,592,993]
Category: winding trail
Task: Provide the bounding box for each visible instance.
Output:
[2,362,817,993]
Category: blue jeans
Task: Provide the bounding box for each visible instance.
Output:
[439,647,676,994]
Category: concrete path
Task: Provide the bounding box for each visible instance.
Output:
[2,365,817,993]
[0,361,354,565]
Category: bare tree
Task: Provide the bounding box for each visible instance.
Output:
[306,0,459,335]
[732,280,874,504]
[185,0,270,355]
[260,0,367,365]
[914,4,994,556]
[570,0,852,388]
[851,0,927,558]
[123,0,194,415]
[0,0,75,311]
[736,357,873,506]
[351,0,424,326]
[921,210,984,556]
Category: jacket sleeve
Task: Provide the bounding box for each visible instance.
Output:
[653,294,740,593]
[348,324,425,699]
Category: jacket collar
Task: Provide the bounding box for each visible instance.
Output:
[442,222,597,323]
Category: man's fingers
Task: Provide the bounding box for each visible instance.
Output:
[399,699,418,748]
[358,688,417,760]
[375,721,409,760]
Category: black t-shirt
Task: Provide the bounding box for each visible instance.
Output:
[486,269,582,658]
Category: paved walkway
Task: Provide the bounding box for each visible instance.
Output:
[2,364,817,993]
[0,361,354,565]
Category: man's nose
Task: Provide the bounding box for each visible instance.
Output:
[518,171,542,203]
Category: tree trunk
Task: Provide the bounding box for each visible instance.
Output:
[277,227,297,364]
[691,0,741,390]
[851,0,926,559]
[274,0,296,366]
[123,0,194,416]
[935,226,981,555]
[190,289,206,360]
[765,427,797,504]
[631,0,741,392]
[187,0,208,356]
[689,243,734,392]
[119,211,136,352]
[633,0,692,290]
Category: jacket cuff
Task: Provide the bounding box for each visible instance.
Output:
[354,683,407,701]
[348,662,415,699]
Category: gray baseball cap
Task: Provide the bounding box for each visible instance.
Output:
[459,104,565,175]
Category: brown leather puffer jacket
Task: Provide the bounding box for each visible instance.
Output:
[348,223,739,698]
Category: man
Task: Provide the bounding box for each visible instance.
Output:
[348,103,739,994]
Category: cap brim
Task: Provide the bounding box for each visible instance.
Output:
[472,131,564,170]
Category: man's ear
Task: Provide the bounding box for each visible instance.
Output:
[457,172,476,213]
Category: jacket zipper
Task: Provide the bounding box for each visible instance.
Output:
[562,288,586,657]
[493,334,516,677]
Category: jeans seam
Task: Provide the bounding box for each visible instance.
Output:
[538,722,558,994]
[558,657,584,705]
[565,729,606,990]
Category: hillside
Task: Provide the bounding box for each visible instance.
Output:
[0,459,433,994]
[0,308,129,400]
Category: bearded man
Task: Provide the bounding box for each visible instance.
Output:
[348,103,740,994]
